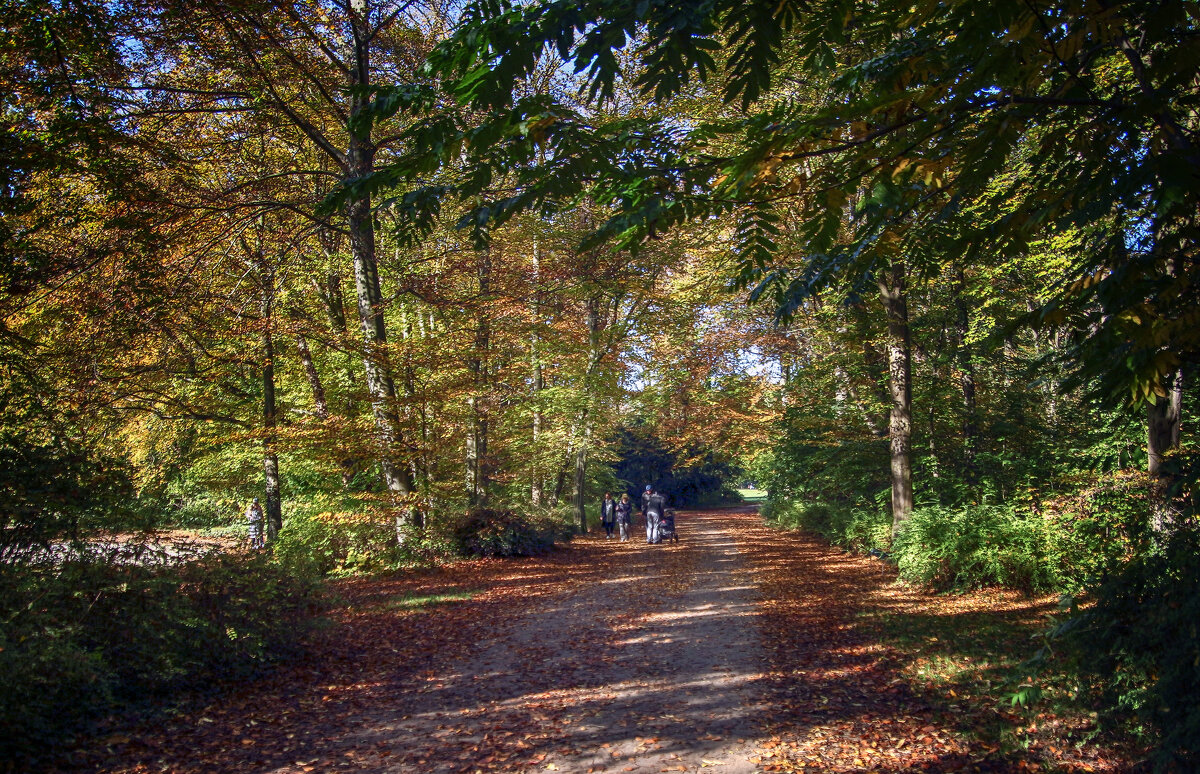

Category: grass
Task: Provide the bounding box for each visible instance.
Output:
[376,589,478,612]
[737,488,768,503]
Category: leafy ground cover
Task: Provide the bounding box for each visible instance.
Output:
[45,508,1137,773]
[738,508,1140,772]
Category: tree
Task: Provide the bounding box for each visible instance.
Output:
[129,0,447,530]
[362,0,1197,531]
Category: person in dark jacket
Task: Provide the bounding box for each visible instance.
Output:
[645,489,667,544]
[600,492,617,539]
[640,485,652,518]
[616,493,633,541]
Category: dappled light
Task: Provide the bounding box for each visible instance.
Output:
[48,508,1134,773]
[5,0,1196,770]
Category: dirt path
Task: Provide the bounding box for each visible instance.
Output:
[60,507,1131,773]
[358,509,767,773]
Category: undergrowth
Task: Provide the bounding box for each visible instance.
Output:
[0,552,324,765]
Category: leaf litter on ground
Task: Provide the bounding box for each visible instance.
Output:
[48,508,1137,774]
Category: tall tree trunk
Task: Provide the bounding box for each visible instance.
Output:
[573,420,589,533]
[1148,370,1184,531]
[550,449,572,507]
[574,297,603,533]
[312,271,360,485]
[953,265,978,487]
[260,270,283,542]
[573,403,596,534]
[531,359,544,506]
[317,270,348,333]
[345,12,416,534]
[879,260,914,538]
[316,269,358,414]
[466,249,491,507]
[833,365,886,437]
[530,239,544,507]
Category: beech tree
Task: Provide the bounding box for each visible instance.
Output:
[363,0,1197,528]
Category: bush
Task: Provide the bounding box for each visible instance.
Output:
[762,499,890,553]
[453,508,573,557]
[892,505,1057,593]
[272,503,412,574]
[1051,526,1200,771]
[1042,472,1155,593]
[0,553,323,764]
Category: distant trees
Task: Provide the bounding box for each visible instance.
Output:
[376,0,1197,528]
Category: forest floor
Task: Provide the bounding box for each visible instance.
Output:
[56,507,1136,774]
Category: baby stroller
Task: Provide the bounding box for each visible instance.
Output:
[659,508,679,543]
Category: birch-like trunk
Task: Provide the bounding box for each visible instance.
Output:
[573,297,603,533]
[879,261,914,538]
[530,239,544,507]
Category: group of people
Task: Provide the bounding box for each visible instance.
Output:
[599,485,673,544]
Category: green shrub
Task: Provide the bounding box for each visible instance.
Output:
[1043,472,1154,593]
[0,624,113,753]
[0,553,322,764]
[273,507,405,575]
[762,499,890,553]
[1051,526,1200,771]
[453,508,572,557]
[893,505,1057,593]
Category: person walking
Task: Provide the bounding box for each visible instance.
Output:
[645,488,667,544]
[600,492,617,539]
[616,493,633,541]
[640,484,652,518]
[246,497,265,550]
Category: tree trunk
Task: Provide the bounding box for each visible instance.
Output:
[879,260,914,539]
[1148,369,1183,477]
[953,265,978,487]
[550,449,572,507]
[344,14,416,534]
[295,332,329,420]
[834,365,886,437]
[317,270,348,333]
[531,360,544,506]
[573,423,588,533]
[574,296,603,533]
[466,248,492,507]
[530,239,544,507]
[260,271,283,541]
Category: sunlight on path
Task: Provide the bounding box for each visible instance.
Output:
[348,511,768,773]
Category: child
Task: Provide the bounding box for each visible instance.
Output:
[246,497,265,549]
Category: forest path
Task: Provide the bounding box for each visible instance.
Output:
[63,508,1126,773]
[358,508,767,773]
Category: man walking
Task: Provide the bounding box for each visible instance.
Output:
[644,488,667,544]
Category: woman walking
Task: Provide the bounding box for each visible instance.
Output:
[600,492,617,539]
[616,493,633,541]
